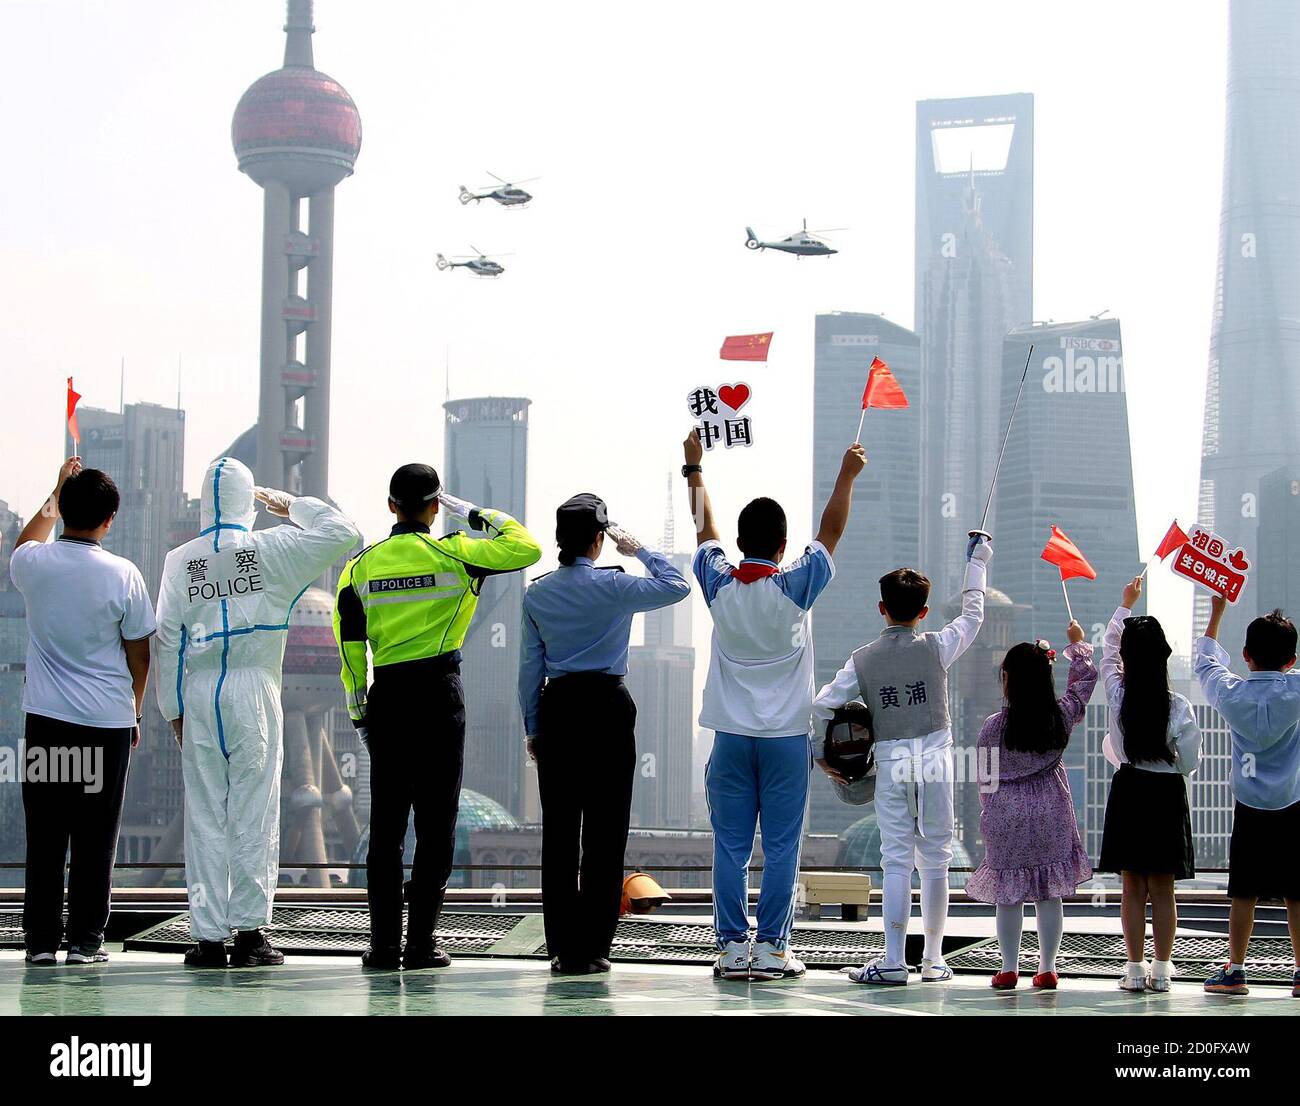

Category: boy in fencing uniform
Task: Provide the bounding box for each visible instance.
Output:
[812,532,992,984]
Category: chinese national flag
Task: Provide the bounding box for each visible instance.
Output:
[1154,519,1189,561]
[861,356,909,410]
[1040,525,1097,581]
[66,377,81,444]
[719,332,773,361]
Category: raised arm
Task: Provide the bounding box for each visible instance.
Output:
[934,536,992,668]
[682,430,720,546]
[814,444,867,557]
[611,533,691,613]
[440,506,542,575]
[16,457,81,547]
[1057,629,1099,730]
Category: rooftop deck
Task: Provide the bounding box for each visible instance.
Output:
[2,947,1296,1017]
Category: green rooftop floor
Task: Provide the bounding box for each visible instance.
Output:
[2,949,1297,1016]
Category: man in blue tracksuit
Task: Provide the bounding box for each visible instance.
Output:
[683,430,866,980]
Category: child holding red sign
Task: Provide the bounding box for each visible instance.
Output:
[1195,594,1300,999]
[1097,576,1202,993]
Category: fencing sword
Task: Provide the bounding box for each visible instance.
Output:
[969,343,1034,543]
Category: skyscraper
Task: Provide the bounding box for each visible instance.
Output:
[1255,467,1300,615]
[0,501,26,881]
[915,94,1034,603]
[809,312,920,834]
[228,0,361,498]
[443,396,531,816]
[993,320,1142,646]
[1195,0,1300,644]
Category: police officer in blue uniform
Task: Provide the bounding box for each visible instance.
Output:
[519,494,691,973]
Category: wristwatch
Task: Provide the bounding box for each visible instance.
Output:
[681,464,702,477]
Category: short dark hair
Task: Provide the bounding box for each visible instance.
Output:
[880,568,930,621]
[58,469,119,531]
[737,497,786,561]
[1245,609,1298,671]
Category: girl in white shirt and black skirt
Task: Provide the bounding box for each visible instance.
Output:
[1097,577,1202,993]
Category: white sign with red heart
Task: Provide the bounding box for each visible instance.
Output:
[686,382,754,450]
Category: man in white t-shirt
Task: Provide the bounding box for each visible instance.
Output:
[9,458,155,966]
[683,431,866,980]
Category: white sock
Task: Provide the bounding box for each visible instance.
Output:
[1229,962,1245,973]
[995,903,1023,974]
[1035,898,1063,974]
[920,874,949,963]
[882,870,910,967]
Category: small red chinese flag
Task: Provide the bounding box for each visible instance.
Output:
[66,377,82,444]
[861,356,909,410]
[1040,525,1097,581]
[719,332,773,361]
[1154,519,1189,561]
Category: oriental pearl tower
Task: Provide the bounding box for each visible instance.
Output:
[229,0,361,497]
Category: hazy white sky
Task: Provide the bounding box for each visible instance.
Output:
[1,0,1226,656]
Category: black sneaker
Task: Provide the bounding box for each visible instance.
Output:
[402,945,452,970]
[362,946,402,970]
[550,957,599,975]
[183,940,229,968]
[24,950,57,967]
[230,929,284,967]
[66,945,110,964]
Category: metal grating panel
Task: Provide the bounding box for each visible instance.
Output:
[124,908,526,955]
[947,932,1296,984]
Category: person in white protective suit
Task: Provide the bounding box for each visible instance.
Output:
[154,458,359,968]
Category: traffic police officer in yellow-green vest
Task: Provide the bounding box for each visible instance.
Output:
[333,463,541,970]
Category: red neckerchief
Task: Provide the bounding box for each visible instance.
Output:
[731,561,780,584]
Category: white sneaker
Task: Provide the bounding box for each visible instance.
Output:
[24,951,57,966]
[1146,959,1175,992]
[844,957,909,986]
[1119,960,1148,992]
[920,957,953,982]
[713,940,751,979]
[750,941,806,980]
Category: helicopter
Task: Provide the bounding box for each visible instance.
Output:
[436,247,509,278]
[745,219,843,257]
[458,171,540,207]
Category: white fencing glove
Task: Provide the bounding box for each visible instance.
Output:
[966,531,993,566]
[437,492,476,520]
[254,486,295,518]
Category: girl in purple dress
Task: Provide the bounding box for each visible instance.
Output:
[966,620,1098,990]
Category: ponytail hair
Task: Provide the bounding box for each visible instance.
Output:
[556,523,600,566]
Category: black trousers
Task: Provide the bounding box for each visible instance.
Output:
[536,673,637,966]
[364,657,465,950]
[22,713,131,952]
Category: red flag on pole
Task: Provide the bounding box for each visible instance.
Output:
[719,332,773,361]
[66,377,82,446]
[860,356,909,410]
[1040,525,1097,581]
[1154,520,1189,561]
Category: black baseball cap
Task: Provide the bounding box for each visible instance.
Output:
[389,463,442,512]
[555,492,610,545]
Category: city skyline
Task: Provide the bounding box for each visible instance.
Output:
[1,0,1227,664]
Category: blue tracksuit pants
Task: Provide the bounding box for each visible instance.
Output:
[706,731,811,949]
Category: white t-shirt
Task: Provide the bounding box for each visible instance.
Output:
[693,539,835,738]
[10,536,156,728]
